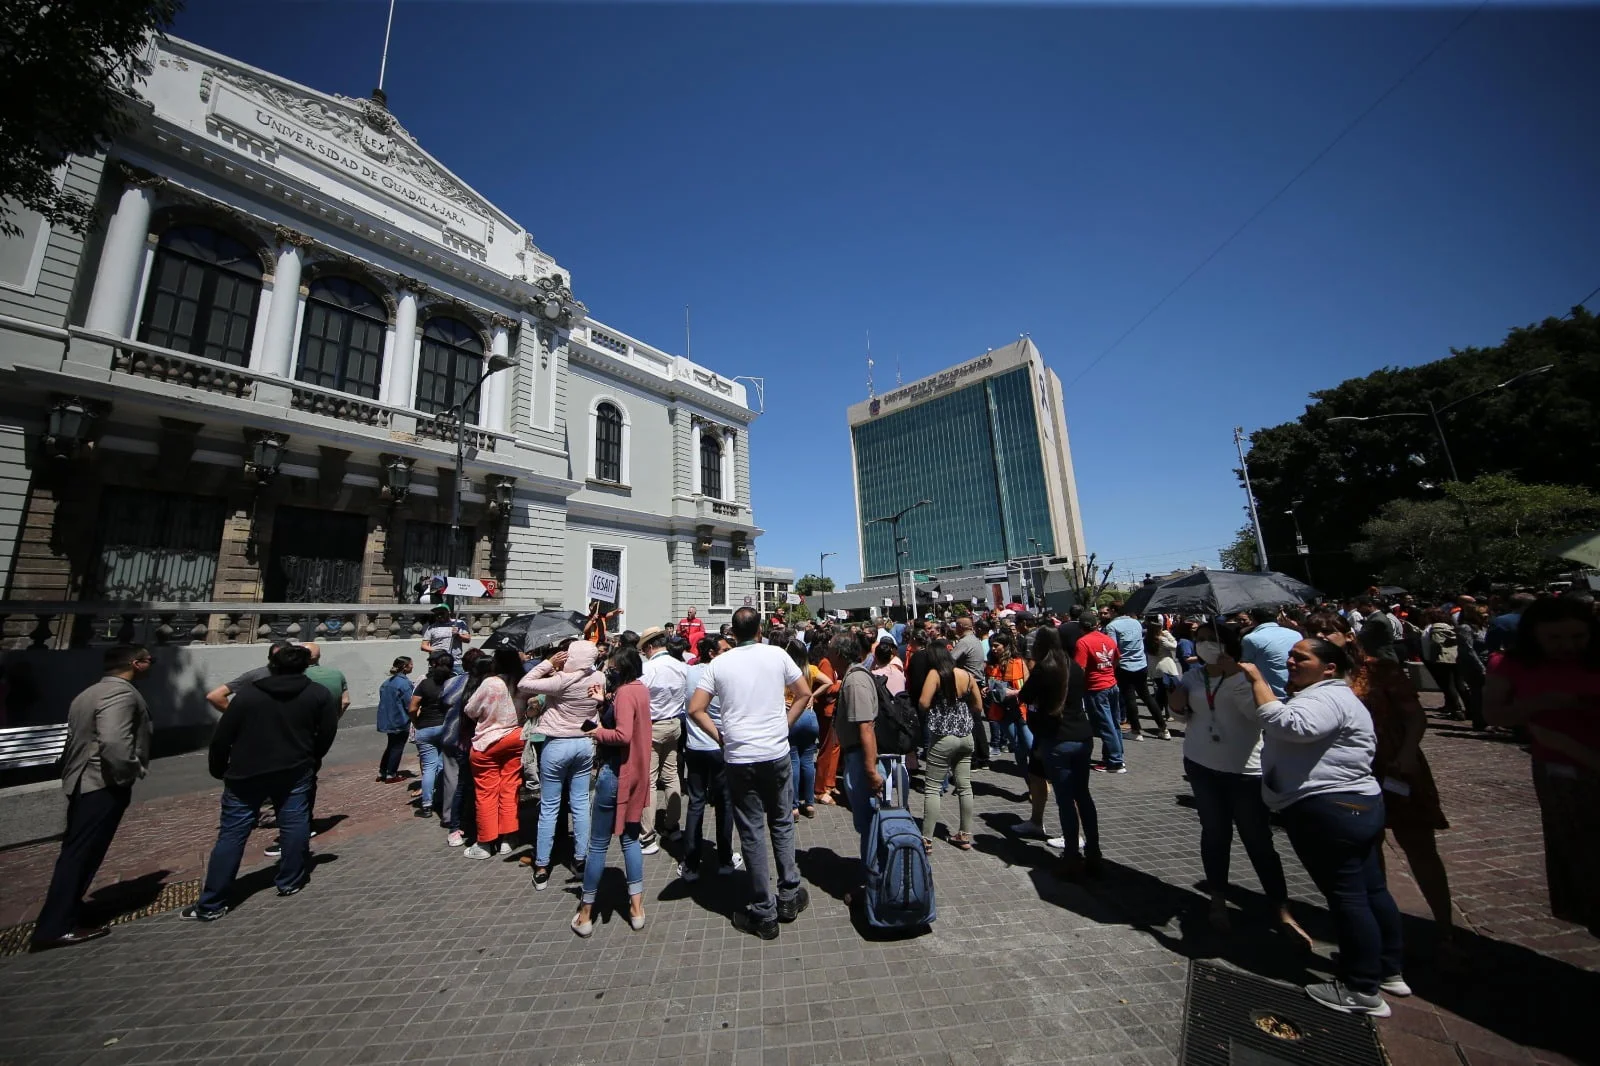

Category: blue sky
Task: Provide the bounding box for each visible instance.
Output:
[171,1,1600,586]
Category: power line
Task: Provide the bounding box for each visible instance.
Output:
[1066,2,1487,388]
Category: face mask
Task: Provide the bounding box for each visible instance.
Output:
[1196,641,1225,665]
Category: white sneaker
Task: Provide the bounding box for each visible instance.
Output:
[677,861,700,883]
[1379,975,1412,997]
[462,843,492,859]
[1010,820,1044,839]
[717,853,745,876]
[494,842,513,857]
[1305,981,1390,1018]
[639,832,661,856]
[446,830,465,847]
[1045,836,1066,850]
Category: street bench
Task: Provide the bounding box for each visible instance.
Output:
[0,724,69,771]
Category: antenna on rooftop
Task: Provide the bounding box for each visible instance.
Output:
[895,352,902,387]
[866,331,875,399]
[376,0,398,96]
[685,305,691,360]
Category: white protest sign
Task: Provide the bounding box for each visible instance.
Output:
[586,568,619,604]
[786,592,801,605]
[443,577,489,598]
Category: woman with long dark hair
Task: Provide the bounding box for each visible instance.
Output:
[461,647,527,859]
[916,642,983,850]
[1240,638,1404,1017]
[408,651,456,819]
[1169,622,1298,937]
[1485,596,1600,935]
[1019,625,1101,879]
[518,639,601,890]
[573,645,652,936]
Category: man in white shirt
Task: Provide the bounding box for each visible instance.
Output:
[639,627,688,853]
[689,607,814,940]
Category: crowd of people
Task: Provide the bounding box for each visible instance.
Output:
[28,588,1599,1023]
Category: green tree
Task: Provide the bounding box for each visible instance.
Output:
[1218,525,1262,572]
[1352,474,1600,592]
[785,600,813,623]
[1239,308,1600,592]
[794,574,834,596]
[0,0,181,236]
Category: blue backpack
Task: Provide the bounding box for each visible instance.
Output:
[862,755,936,930]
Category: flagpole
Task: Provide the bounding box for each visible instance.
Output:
[377,0,398,94]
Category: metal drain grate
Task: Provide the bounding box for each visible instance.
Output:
[0,878,201,957]
[1179,960,1386,1066]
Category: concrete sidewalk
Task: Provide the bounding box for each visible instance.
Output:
[0,701,1592,1066]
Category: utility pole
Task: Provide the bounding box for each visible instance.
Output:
[818,551,836,619]
[1234,426,1269,572]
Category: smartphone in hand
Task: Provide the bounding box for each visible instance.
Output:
[581,718,598,733]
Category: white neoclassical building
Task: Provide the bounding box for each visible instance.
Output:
[0,36,764,741]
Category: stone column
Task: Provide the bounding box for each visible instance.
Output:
[84,180,155,336]
[385,285,419,408]
[721,428,734,503]
[691,420,703,495]
[258,228,308,379]
[487,319,511,432]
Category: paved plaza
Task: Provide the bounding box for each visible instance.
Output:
[0,702,1594,1066]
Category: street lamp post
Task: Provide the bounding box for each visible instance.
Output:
[1327,365,1555,482]
[448,352,516,587]
[866,499,932,623]
[818,550,836,619]
[1284,502,1313,586]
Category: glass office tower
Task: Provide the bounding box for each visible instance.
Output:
[847,339,1086,580]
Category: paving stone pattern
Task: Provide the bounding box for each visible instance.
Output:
[0,708,1592,1066]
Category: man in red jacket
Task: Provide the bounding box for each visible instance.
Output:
[1073,611,1126,773]
[677,606,707,650]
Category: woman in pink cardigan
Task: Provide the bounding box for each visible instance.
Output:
[572,645,652,937]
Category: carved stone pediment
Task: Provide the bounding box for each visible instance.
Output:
[200,66,497,222]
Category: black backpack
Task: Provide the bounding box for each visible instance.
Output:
[867,670,921,755]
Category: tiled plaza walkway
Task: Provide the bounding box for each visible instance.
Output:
[0,702,1592,1066]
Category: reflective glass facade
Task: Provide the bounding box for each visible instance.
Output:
[853,367,1056,577]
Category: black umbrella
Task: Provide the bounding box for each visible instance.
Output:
[1131,569,1320,618]
[482,610,586,653]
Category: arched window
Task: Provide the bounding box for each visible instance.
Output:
[415,317,485,423]
[594,402,623,483]
[700,431,723,500]
[296,276,386,398]
[138,225,263,367]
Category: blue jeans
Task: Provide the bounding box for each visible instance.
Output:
[439,749,469,832]
[197,767,314,913]
[683,747,734,868]
[1280,791,1403,995]
[582,760,643,905]
[788,709,819,810]
[1006,712,1035,770]
[1086,689,1124,768]
[840,748,899,865]
[1185,758,1288,904]
[414,725,446,812]
[1042,738,1098,860]
[536,736,593,868]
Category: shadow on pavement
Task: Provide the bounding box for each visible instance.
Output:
[228,852,338,913]
[997,828,1598,1063]
[80,869,174,926]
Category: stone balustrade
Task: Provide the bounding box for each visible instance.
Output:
[0,602,540,651]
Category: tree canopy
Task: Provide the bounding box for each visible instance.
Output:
[0,0,180,237]
[1218,525,1261,572]
[795,574,834,596]
[1239,308,1600,593]
[1352,475,1600,593]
